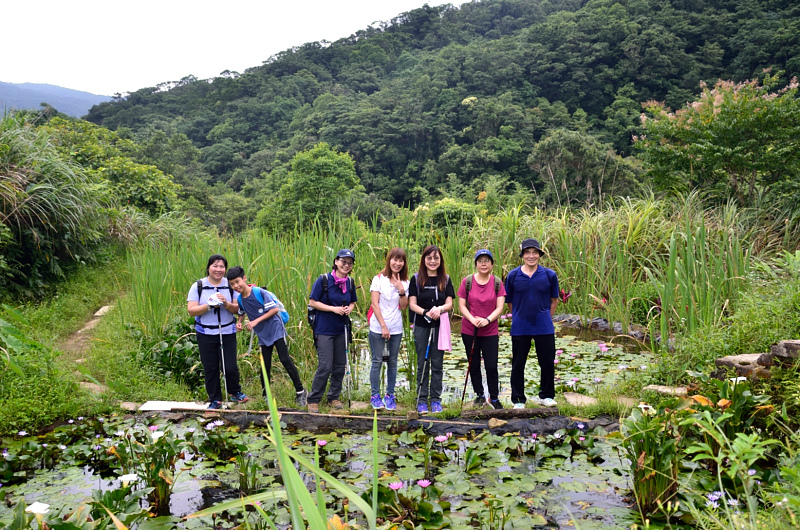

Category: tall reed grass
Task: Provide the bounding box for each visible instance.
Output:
[123,194,780,380]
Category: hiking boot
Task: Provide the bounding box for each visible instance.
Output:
[490,399,503,409]
[230,391,249,403]
[541,398,558,407]
[513,403,525,410]
[370,395,385,409]
[295,389,308,407]
[417,403,428,415]
[383,394,397,411]
[430,401,443,413]
[307,403,319,413]
[329,399,344,410]
[473,396,486,406]
[207,401,222,410]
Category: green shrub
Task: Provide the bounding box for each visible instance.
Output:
[627,281,660,326]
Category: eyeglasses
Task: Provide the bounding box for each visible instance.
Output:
[425,255,441,261]
[476,258,492,264]
[338,260,354,267]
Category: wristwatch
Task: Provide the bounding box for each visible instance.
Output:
[398,291,407,297]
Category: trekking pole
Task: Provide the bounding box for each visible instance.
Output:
[460,327,480,410]
[218,316,230,409]
[415,327,435,407]
[381,339,389,395]
[344,322,351,409]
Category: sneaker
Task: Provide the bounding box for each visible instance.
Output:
[370,394,385,409]
[384,394,397,410]
[207,401,222,410]
[329,399,344,410]
[307,403,319,413]
[230,391,249,403]
[528,396,543,406]
[295,389,308,407]
[490,399,503,409]
[513,403,525,409]
[541,398,558,407]
[417,403,428,415]
[473,396,486,405]
[431,401,443,413]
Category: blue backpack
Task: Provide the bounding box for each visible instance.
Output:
[238,286,290,324]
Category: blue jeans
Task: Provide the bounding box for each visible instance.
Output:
[368,331,402,396]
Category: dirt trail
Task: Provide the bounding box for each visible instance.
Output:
[60,305,114,394]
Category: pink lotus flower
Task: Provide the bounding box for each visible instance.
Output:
[417,479,431,488]
[531,433,537,438]
[148,425,159,432]
[446,432,453,439]
[554,359,559,364]
[579,436,585,441]
[556,349,563,354]
[389,481,404,490]
[317,440,328,447]
[600,346,609,352]
[434,435,448,443]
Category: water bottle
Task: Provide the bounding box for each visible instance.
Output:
[382,340,390,363]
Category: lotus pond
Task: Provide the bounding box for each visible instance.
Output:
[1,333,654,528]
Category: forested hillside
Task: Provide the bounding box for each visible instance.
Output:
[80,0,799,229]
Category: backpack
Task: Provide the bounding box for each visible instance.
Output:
[195,280,236,329]
[239,286,289,324]
[464,274,502,313]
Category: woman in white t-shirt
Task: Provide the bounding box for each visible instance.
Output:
[368,247,410,410]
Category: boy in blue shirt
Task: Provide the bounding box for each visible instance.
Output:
[226,266,307,406]
[504,239,559,409]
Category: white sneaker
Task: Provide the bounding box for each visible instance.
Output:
[528,397,543,405]
[513,403,525,409]
[541,398,557,407]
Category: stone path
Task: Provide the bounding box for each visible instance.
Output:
[60,305,115,397]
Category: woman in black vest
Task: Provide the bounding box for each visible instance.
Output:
[187,254,248,409]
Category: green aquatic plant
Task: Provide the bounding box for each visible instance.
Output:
[619,402,683,516]
[236,451,263,495]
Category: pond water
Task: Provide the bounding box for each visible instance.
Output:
[0,330,651,528]
[348,324,653,403]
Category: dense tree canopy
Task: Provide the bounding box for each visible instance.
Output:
[83,0,800,209]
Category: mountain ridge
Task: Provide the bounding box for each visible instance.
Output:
[0,81,110,118]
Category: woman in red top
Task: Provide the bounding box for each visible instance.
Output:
[457,249,506,409]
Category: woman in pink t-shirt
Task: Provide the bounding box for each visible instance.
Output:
[457,249,507,409]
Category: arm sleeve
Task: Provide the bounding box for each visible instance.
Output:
[259,288,277,310]
[187,282,200,302]
[444,278,456,299]
[456,277,467,299]
[504,270,514,301]
[549,270,559,299]
[408,277,419,297]
[370,275,381,292]
[309,276,323,302]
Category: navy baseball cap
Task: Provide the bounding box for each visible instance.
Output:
[474,249,494,263]
[336,249,355,261]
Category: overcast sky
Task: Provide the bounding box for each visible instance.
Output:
[4,0,467,96]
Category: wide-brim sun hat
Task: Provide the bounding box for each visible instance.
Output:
[474,249,494,263]
[519,238,546,257]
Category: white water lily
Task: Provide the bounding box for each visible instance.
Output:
[729,377,747,383]
[637,403,655,416]
[151,431,164,441]
[119,473,139,487]
[25,502,50,514]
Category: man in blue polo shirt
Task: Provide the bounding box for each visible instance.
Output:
[504,238,559,408]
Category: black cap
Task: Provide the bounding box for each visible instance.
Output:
[519,238,545,257]
[336,249,355,261]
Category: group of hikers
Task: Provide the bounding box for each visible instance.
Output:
[186,238,560,413]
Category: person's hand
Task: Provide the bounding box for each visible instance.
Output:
[236,323,244,332]
[245,321,255,331]
[390,274,403,292]
[381,324,390,339]
[474,317,488,328]
[428,306,442,320]
[342,305,352,316]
